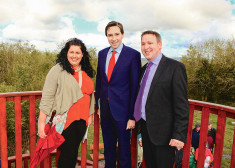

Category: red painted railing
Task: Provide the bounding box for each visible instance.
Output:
[182,100,235,168]
[0,92,235,168]
[0,91,100,168]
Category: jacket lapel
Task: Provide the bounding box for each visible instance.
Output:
[109,44,127,81]
[147,55,167,100]
[101,48,109,82]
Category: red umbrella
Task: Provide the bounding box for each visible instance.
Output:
[29,110,65,168]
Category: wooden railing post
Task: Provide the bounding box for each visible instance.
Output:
[24,156,29,168]
[41,157,50,168]
[231,126,235,168]
[14,96,23,168]
[49,155,52,168]
[213,110,226,168]
[93,106,100,168]
[197,107,209,168]
[0,97,8,168]
[131,130,137,168]
[29,95,37,161]
[81,140,87,168]
[56,149,61,168]
[182,104,195,167]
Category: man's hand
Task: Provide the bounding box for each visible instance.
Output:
[126,119,135,130]
[169,139,184,150]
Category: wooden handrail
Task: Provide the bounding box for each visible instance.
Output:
[0,91,42,98]
[189,99,235,114]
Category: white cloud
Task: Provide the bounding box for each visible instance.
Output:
[2,16,77,42]
[118,0,232,31]
[123,31,142,52]
[163,47,188,58]
[0,0,234,56]
[29,33,109,52]
[216,16,235,38]
[97,19,111,33]
[0,0,26,22]
[26,0,54,17]
[1,0,233,30]
[77,33,109,51]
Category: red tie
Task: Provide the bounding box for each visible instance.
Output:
[107,51,116,82]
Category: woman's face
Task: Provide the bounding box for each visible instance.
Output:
[67,45,83,69]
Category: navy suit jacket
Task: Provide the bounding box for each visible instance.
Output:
[95,44,141,121]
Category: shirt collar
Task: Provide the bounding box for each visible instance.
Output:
[149,53,162,65]
[108,43,123,54]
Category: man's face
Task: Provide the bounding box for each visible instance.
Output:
[107,26,124,50]
[141,34,162,62]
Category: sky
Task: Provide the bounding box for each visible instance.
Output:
[0,0,234,58]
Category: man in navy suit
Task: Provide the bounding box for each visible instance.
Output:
[95,21,141,168]
[134,31,189,168]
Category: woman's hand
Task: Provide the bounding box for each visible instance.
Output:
[88,114,93,126]
[38,111,47,139]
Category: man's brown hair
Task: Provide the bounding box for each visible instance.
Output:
[141,30,162,43]
[105,21,124,36]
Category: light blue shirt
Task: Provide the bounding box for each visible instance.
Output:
[105,43,123,74]
[141,53,163,120]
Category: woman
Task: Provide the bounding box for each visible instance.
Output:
[38,38,95,168]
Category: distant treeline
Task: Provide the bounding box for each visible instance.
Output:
[0,41,98,93]
[0,39,234,106]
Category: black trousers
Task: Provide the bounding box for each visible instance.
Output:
[140,119,175,168]
[58,120,86,168]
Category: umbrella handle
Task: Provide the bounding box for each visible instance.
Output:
[48,110,56,125]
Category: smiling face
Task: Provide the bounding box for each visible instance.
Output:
[107,26,124,50]
[141,34,162,62]
[67,45,83,69]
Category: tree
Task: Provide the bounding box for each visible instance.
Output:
[181,38,235,106]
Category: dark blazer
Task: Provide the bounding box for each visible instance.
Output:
[95,44,141,121]
[141,55,189,146]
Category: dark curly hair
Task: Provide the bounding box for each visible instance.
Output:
[56,38,94,78]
